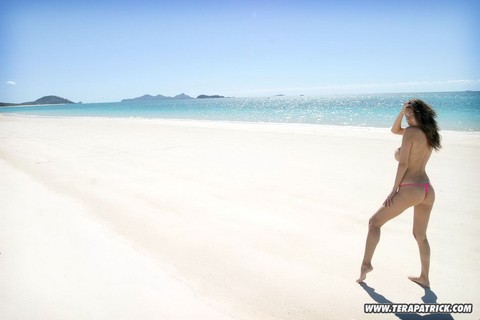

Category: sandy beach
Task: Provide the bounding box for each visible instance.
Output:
[1,115,479,319]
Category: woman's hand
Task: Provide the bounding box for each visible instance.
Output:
[401,101,411,115]
[392,101,411,135]
[383,188,398,207]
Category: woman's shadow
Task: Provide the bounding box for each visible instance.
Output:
[359,282,454,319]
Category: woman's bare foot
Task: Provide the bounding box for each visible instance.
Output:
[356,263,373,283]
[408,276,430,288]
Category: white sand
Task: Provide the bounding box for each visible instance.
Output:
[1,115,479,319]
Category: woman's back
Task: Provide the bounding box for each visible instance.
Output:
[403,127,432,183]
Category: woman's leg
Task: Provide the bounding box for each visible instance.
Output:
[357,187,424,283]
[409,188,435,288]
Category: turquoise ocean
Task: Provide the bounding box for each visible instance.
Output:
[1,92,479,131]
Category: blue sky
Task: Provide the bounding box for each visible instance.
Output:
[1,0,479,103]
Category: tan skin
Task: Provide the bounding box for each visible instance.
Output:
[356,101,435,288]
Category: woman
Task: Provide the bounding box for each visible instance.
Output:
[357,99,441,288]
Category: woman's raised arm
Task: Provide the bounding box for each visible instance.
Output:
[391,101,409,135]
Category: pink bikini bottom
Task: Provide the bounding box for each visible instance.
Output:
[399,182,430,196]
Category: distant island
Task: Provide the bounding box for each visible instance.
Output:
[0,95,75,107]
[121,93,194,102]
[197,95,225,99]
[1,92,229,107]
[121,93,225,102]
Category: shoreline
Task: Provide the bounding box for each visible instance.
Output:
[2,113,479,134]
[1,115,479,319]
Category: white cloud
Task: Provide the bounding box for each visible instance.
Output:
[6,81,16,85]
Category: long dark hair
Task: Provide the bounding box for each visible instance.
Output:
[407,98,442,151]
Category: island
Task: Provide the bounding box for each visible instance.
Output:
[0,95,75,107]
[197,95,225,99]
[121,93,193,102]
[121,93,226,102]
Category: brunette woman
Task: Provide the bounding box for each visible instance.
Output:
[357,99,441,288]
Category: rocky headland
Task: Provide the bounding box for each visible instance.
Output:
[0,95,75,107]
